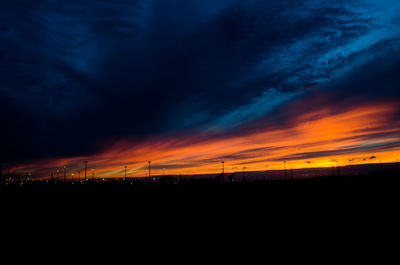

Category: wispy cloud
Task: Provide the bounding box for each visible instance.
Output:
[1,0,400,172]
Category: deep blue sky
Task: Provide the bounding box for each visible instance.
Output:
[1,0,400,165]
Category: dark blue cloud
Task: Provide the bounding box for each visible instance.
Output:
[1,0,400,164]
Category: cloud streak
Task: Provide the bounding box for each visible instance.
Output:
[1,0,400,175]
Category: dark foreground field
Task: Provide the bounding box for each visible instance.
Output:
[2,171,399,236]
[2,170,399,200]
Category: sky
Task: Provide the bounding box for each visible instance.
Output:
[1,0,400,178]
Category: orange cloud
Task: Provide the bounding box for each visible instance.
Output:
[11,100,400,179]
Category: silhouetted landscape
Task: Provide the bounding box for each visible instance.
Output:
[2,1,400,201]
[2,163,399,194]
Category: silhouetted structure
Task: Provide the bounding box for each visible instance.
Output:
[148,161,151,182]
[284,161,287,179]
[64,166,67,182]
[221,161,225,182]
[84,161,88,181]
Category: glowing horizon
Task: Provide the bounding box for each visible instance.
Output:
[9,100,400,179]
[3,1,400,179]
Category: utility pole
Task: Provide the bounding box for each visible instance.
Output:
[92,169,94,181]
[221,161,225,183]
[284,161,287,180]
[264,165,268,181]
[124,166,127,181]
[84,161,88,182]
[148,161,151,183]
[78,171,81,183]
[242,166,246,182]
[63,166,67,183]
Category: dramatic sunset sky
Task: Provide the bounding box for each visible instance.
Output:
[1,0,400,178]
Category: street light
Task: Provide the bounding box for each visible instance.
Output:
[63,166,67,182]
[148,161,151,183]
[221,161,225,182]
[84,161,88,181]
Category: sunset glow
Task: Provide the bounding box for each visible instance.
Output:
[12,101,400,178]
[2,1,400,181]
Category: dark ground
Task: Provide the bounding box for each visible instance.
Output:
[2,170,399,202]
[2,171,399,249]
